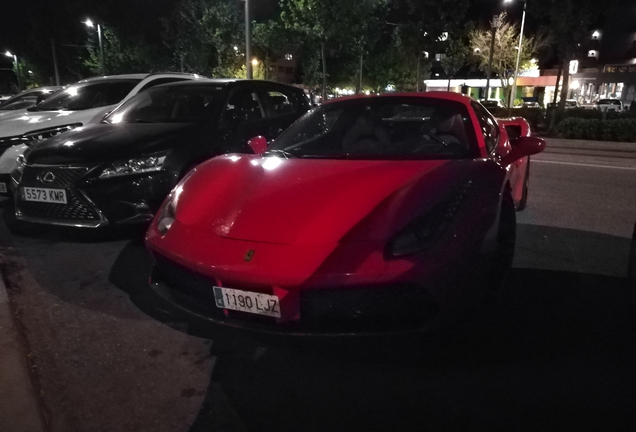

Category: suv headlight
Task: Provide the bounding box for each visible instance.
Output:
[99,154,167,179]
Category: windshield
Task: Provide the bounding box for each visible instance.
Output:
[267,97,477,159]
[103,85,224,124]
[34,80,141,111]
[0,89,58,110]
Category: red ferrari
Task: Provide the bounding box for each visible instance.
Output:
[145,92,545,334]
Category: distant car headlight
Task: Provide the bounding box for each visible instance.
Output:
[387,180,473,257]
[99,154,167,179]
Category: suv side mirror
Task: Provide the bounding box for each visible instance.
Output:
[501,136,546,166]
[247,136,268,155]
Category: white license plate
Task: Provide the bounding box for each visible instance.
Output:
[213,286,281,318]
[0,183,6,193]
[21,187,67,204]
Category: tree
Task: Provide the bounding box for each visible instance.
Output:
[392,0,470,91]
[280,0,384,99]
[469,12,545,104]
[83,28,169,75]
[162,0,244,76]
[441,34,470,91]
[530,0,595,130]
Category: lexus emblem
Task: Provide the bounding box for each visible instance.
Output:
[244,250,255,262]
[38,171,56,184]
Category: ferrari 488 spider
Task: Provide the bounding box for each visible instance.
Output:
[145,92,545,334]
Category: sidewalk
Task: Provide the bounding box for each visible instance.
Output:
[0,270,48,432]
[541,137,636,153]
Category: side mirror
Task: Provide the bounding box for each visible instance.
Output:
[501,136,546,166]
[247,136,268,155]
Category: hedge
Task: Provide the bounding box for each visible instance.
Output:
[490,107,636,133]
[556,118,636,142]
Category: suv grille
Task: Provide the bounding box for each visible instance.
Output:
[20,166,89,188]
[17,165,102,223]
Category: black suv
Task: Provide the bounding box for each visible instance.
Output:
[13,79,310,227]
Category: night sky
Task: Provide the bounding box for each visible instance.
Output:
[0,0,618,87]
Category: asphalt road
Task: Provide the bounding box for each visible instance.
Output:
[0,144,634,432]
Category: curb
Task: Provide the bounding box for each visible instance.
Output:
[541,137,636,153]
[0,268,48,432]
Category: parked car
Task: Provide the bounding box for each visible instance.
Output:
[0,86,62,112]
[521,101,541,108]
[145,92,545,334]
[0,73,201,197]
[595,99,623,112]
[12,79,310,227]
[565,99,580,109]
[480,99,506,110]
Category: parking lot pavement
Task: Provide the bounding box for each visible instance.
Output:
[0,271,47,432]
[0,198,217,432]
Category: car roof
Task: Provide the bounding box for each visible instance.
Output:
[76,74,148,84]
[151,78,304,90]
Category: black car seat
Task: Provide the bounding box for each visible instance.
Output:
[342,111,390,153]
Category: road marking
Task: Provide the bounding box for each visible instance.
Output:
[534,160,636,171]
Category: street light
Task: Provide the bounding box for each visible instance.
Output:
[4,51,22,91]
[84,18,105,76]
[505,0,527,114]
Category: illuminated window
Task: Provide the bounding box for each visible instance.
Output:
[285,53,293,61]
[435,53,446,61]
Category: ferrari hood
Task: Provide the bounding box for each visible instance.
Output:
[173,155,467,246]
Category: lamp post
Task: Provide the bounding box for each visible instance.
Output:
[4,51,22,91]
[485,15,500,102]
[84,19,105,76]
[505,0,527,115]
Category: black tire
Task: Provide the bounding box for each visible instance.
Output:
[516,158,530,211]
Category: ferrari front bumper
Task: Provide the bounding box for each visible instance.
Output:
[148,254,443,335]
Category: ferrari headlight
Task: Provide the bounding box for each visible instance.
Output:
[155,169,195,235]
[388,180,473,257]
[99,154,167,179]
[16,153,26,174]
[156,190,178,235]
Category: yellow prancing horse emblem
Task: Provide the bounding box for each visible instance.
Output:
[244,250,255,262]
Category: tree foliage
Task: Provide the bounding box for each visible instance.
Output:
[84,28,169,75]
[162,0,244,76]
[469,13,546,103]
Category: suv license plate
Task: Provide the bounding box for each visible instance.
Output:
[21,187,67,204]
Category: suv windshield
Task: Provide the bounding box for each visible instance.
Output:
[267,97,477,160]
[103,85,224,124]
[34,80,141,111]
